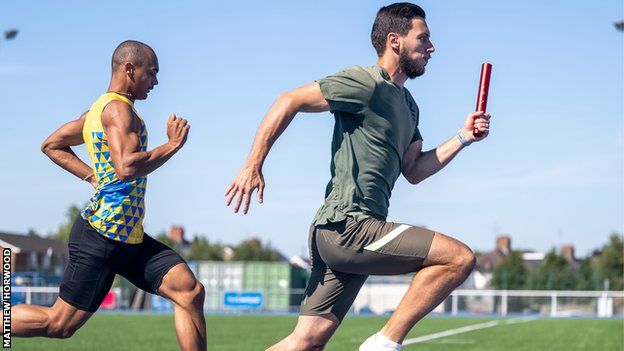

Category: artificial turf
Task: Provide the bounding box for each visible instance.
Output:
[12,314,624,350]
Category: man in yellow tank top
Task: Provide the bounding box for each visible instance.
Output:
[12,40,207,351]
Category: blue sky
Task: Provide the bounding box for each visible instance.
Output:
[0,0,622,258]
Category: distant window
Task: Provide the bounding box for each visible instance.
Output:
[43,248,52,271]
[28,251,38,270]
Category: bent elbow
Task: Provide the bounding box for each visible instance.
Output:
[407,176,421,185]
[41,140,54,155]
[402,170,421,185]
[277,92,297,112]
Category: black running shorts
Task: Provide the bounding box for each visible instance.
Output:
[59,217,186,312]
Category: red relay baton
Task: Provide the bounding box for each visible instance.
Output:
[474,62,492,137]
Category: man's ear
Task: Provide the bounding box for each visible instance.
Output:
[124,62,135,79]
[387,32,400,54]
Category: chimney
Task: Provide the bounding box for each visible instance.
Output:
[169,226,185,244]
[560,244,575,263]
[496,235,511,255]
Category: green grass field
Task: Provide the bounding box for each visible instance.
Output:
[12,314,624,351]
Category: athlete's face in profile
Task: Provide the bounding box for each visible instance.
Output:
[398,18,435,79]
[131,52,159,100]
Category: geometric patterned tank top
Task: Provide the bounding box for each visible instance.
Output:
[81,92,147,244]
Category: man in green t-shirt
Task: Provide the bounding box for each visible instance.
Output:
[225,3,491,350]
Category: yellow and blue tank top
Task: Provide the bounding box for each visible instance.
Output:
[81,92,148,244]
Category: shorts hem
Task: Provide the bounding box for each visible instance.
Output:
[58,294,98,313]
[151,260,187,294]
[299,310,344,323]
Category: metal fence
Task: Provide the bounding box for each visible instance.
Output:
[448,289,622,317]
[353,287,624,318]
[10,286,624,318]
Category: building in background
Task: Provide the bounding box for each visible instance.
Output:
[461,235,578,289]
[168,225,190,255]
[0,231,67,276]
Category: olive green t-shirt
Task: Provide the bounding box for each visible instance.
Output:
[313,65,422,225]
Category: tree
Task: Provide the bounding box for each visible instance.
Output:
[595,234,624,291]
[491,251,528,289]
[527,250,577,290]
[187,236,224,261]
[232,237,281,261]
[49,204,82,243]
[155,230,177,250]
[574,257,600,290]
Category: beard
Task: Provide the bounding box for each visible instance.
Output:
[399,49,425,79]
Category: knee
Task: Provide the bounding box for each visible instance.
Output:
[47,317,78,339]
[192,280,206,307]
[289,335,327,351]
[440,237,475,277]
[175,279,205,310]
[452,245,476,275]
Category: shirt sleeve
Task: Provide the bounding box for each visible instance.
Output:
[317,66,375,115]
[406,90,423,143]
[411,126,423,143]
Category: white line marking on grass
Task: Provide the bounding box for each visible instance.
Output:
[429,339,476,345]
[505,317,538,325]
[403,320,499,345]
[403,317,536,346]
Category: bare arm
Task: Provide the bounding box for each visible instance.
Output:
[102,101,189,182]
[225,82,329,214]
[402,111,491,184]
[41,111,98,188]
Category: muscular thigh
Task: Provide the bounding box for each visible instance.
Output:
[422,231,472,267]
[315,217,435,275]
[49,297,94,331]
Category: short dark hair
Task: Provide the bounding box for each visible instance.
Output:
[371,3,426,57]
[111,40,155,71]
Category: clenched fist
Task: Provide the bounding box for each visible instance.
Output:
[167,114,190,150]
[460,111,491,143]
